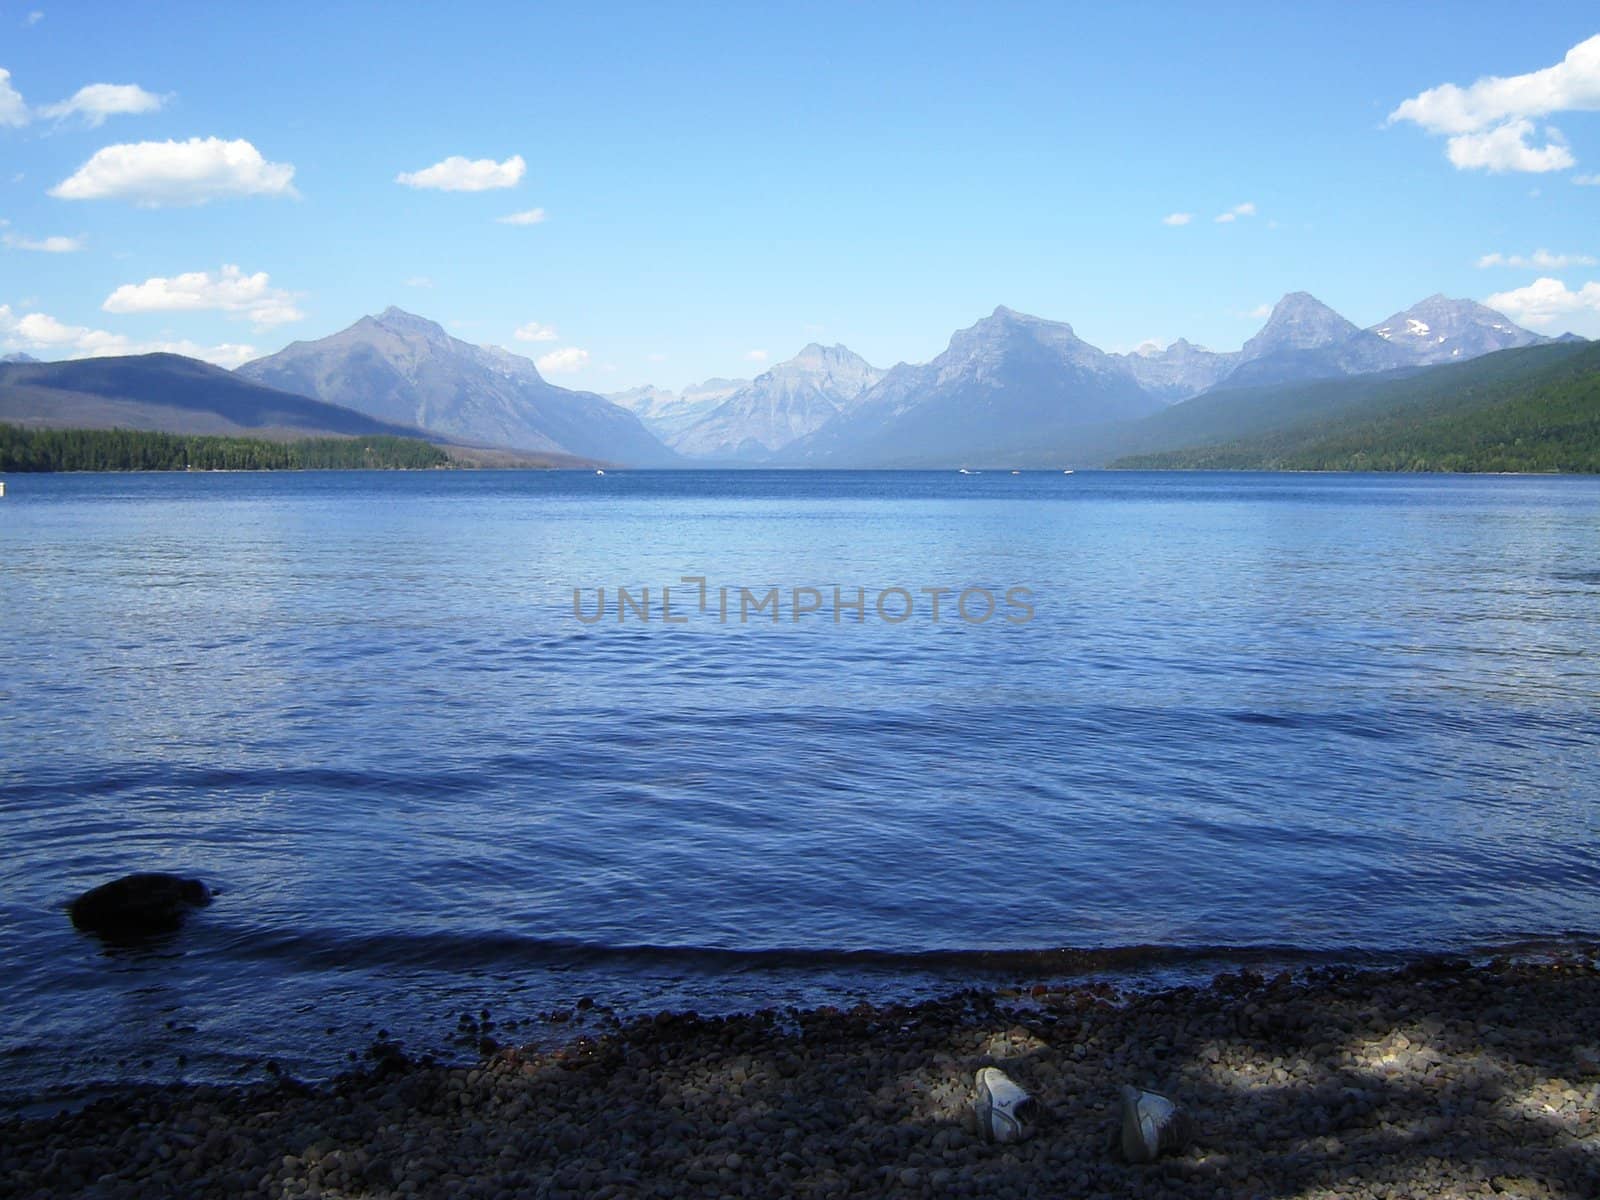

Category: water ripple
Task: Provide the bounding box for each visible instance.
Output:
[1,469,1598,1103]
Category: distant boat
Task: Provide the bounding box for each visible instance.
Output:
[958,468,972,475]
[1011,470,1021,475]
[1062,469,1075,475]
[595,469,606,476]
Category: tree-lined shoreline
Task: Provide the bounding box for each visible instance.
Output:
[0,424,451,472]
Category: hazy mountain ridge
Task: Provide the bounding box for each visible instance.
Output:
[239,308,673,464]
[1116,338,1240,401]
[0,353,449,442]
[671,344,884,460]
[605,378,747,441]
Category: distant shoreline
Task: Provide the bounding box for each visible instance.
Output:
[5,464,1599,477]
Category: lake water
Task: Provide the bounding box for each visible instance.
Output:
[2,469,1598,1108]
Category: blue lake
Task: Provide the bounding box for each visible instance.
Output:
[2,469,1598,1106]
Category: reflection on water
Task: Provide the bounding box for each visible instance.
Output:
[1,469,1598,1106]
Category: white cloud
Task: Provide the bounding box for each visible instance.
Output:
[1445,119,1574,173]
[397,154,524,192]
[0,71,163,128]
[3,232,84,252]
[1391,35,1600,135]
[1572,172,1600,185]
[1391,36,1600,173]
[743,349,768,362]
[25,11,43,26]
[0,304,256,366]
[404,276,432,288]
[1477,249,1597,269]
[1161,212,1193,226]
[0,68,26,127]
[496,207,546,225]
[1214,202,1256,223]
[50,137,297,206]
[1482,276,1600,330]
[102,264,304,329]
[514,320,558,342]
[646,352,666,363]
[1245,303,1273,319]
[39,82,165,127]
[536,346,589,374]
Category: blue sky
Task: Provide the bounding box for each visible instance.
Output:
[2,2,1598,389]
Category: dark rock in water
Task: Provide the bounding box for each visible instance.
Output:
[68,873,212,938]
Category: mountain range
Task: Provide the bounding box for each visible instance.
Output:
[620,292,1557,466]
[1,293,1582,471]
[225,294,1565,467]
[1113,292,1551,401]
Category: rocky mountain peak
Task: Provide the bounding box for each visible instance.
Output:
[372,307,450,341]
[1368,295,1546,364]
[950,307,1087,360]
[234,309,672,464]
[1241,293,1362,360]
[767,343,879,389]
[980,304,1072,334]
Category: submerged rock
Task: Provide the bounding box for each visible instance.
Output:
[68,873,213,938]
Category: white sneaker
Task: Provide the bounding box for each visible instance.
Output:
[1119,1085,1189,1162]
[974,1067,1036,1143]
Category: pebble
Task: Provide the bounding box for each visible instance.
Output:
[1,956,1597,1197]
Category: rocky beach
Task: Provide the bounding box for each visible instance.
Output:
[4,954,1597,1199]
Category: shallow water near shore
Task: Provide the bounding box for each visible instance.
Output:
[2,469,1598,1109]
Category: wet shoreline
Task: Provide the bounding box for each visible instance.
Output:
[5,953,1598,1198]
